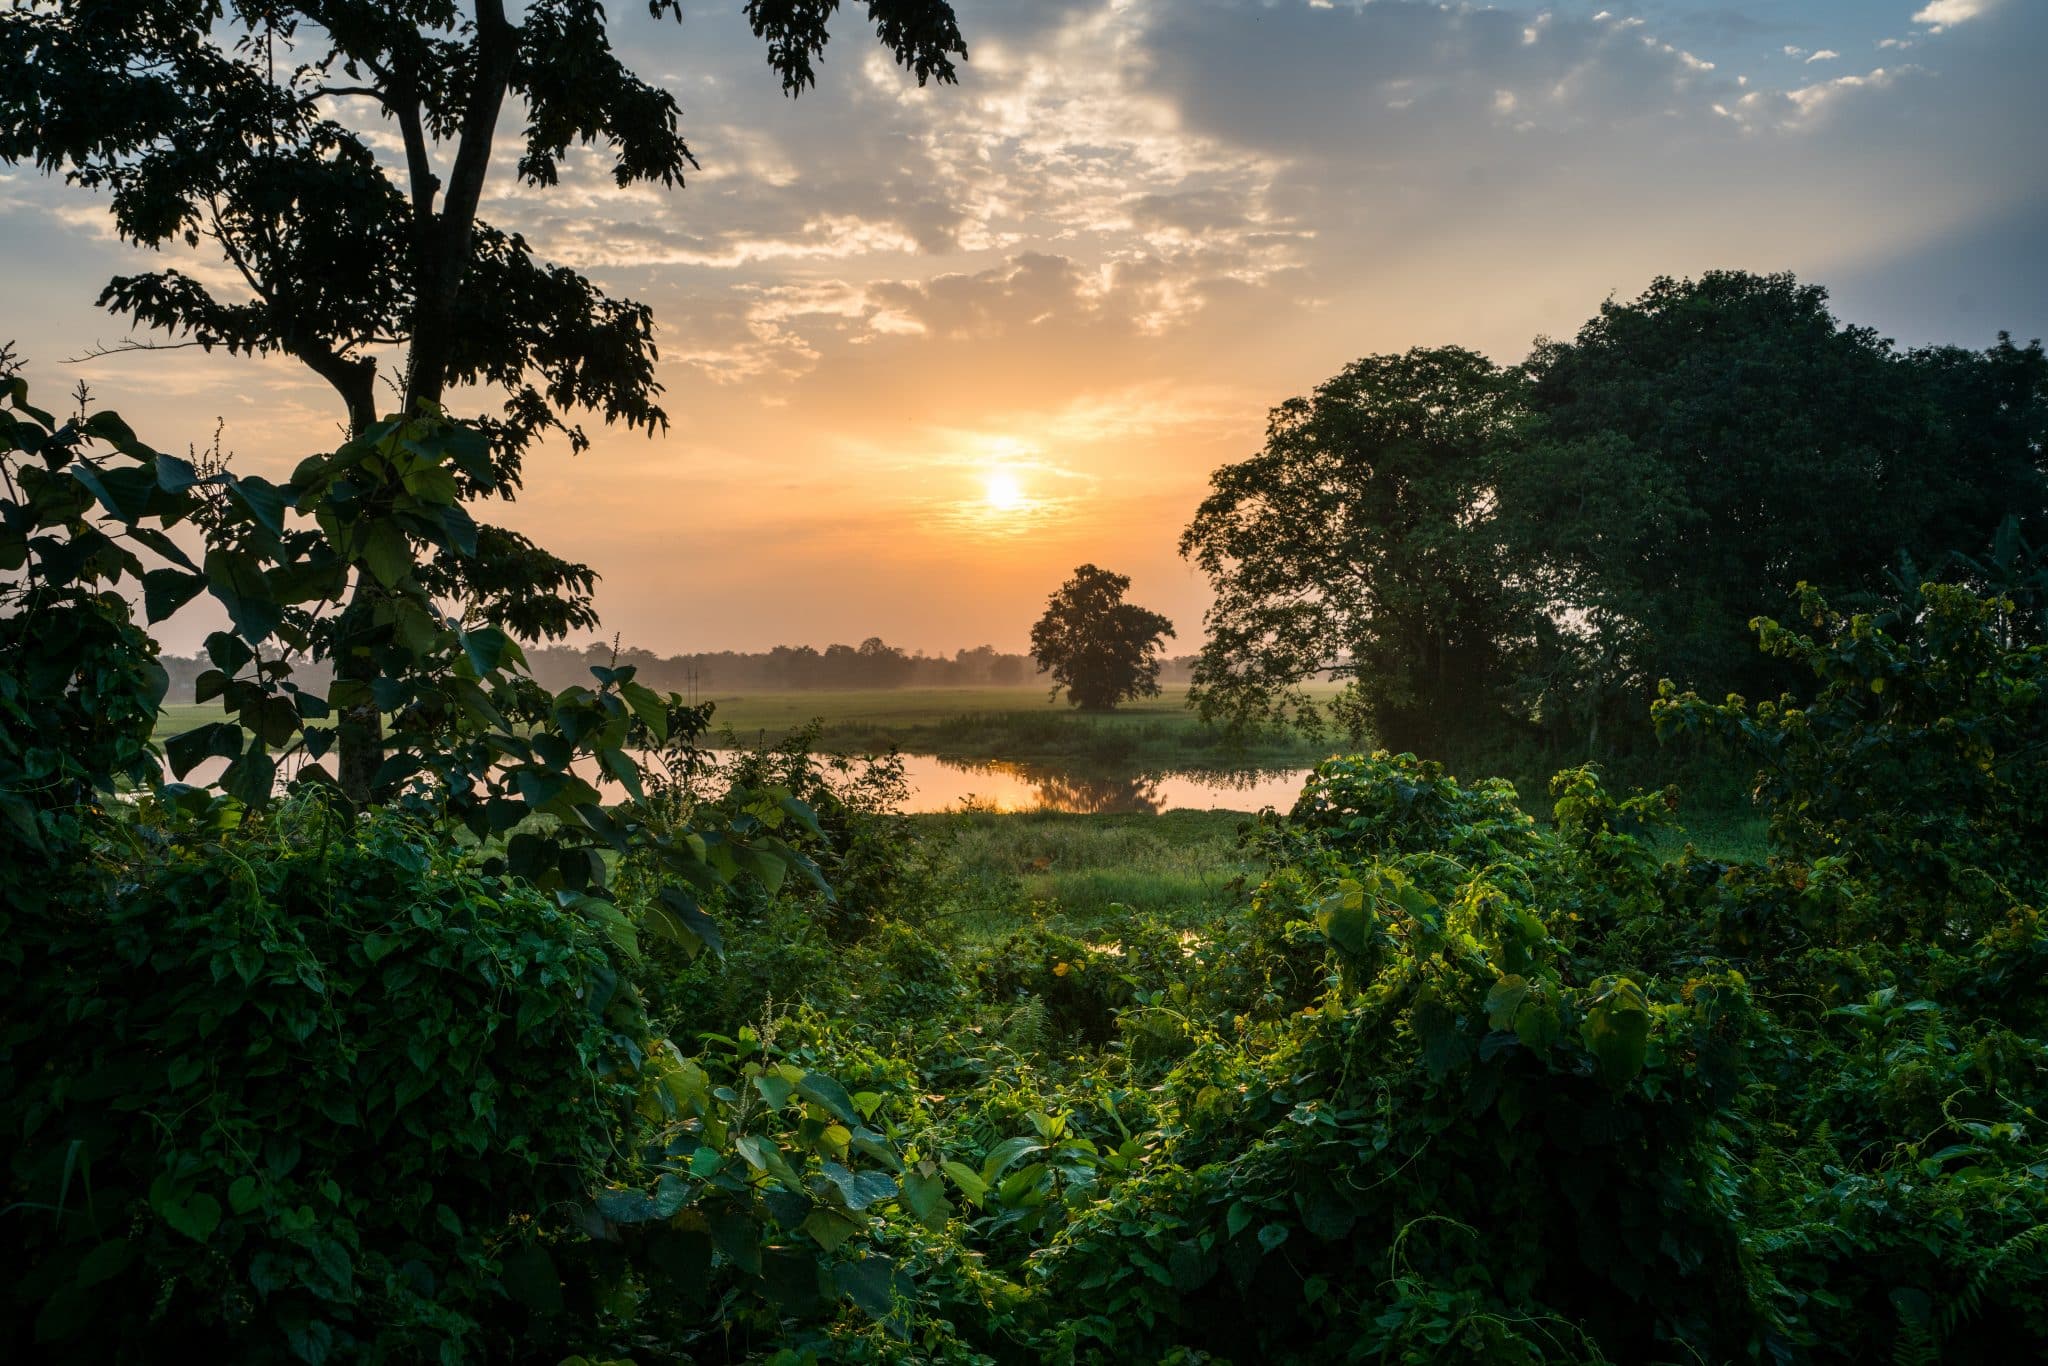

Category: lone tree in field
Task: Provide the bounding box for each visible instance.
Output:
[0,0,967,800]
[1030,564,1175,711]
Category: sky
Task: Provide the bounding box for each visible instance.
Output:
[3,0,2045,658]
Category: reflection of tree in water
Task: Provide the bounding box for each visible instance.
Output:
[933,758,1161,814]
[1022,766,1164,815]
[932,757,1310,815]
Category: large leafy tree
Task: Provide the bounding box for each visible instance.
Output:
[0,0,967,797]
[1030,564,1175,711]
[1505,272,2045,739]
[1180,346,1538,753]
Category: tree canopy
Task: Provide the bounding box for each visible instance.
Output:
[1030,564,1176,711]
[1180,346,1534,753]
[0,0,968,797]
[1183,273,2048,760]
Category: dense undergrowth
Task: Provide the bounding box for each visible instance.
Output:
[15,582,2045,1362]
[5,378,2045,1362]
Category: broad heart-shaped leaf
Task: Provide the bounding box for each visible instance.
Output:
[979,1135,1046,1185]
[360,520,413,587]
[458,625,519,677]
[221,752,278,807]
[155,452,200,492]
[165,721,242,779]
[800,1208,862,1254]
[69,457,160,522]
[1412,995,1473,1082]
[835,1255,901,1318]
[619,679,670,739]
[1581,978,1652,1085]
[898,1168,952,1229]
[499,1245,565,1317]
[148,1179,222,1245]
[818,1162,897,1212]
[796,1072,860,1126]
[205,629,255,674]
[399,462,458,505]
[203,548,282,643]
[438,500,479,557]
[655,888,729,962]
[940,1160,987,1206]
[1484,974,1531,1030]
[755,1069,798,1111]
[594,1187,664,1225]
[226,474,289,536]
[143,567,207,624]
[1315,881,1373,960]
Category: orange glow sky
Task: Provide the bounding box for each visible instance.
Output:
[4,0,2043,657]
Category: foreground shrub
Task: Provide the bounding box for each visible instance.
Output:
[3,800,643,1362]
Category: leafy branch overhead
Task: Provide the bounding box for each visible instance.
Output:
[0,0,967,798]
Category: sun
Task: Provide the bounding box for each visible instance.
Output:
[983,470,1027,512]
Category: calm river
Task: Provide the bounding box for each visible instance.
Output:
[169,749,1311,816]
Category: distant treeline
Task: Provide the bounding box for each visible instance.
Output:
[160,641,1202,702]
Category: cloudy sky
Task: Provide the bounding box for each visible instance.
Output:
[4,0,2044,657]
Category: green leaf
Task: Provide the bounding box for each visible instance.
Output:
[154,1188,222,1245]
[1581,978,1651,1085]
[360,520,413,587]
[1413,996,1472,1081]
[400,462,458,505]
[165,722,241,779]
[650,887,723,957]
[142,568,207,624]
[594,1187,663,1224]
[222,752,278,807]
[819,1163,896,1212]
[940,1161,987,1206]
[799,1208,861,1253]
[755,1071,797,1111]
[155,452,200,492]
[796,1072,859,1125]
[227,475,289,535]
[459,625,517,677]
[500,1245,565,1317]
[203,548,282,643]
[836,1255,900,1317]
[1315,881,1373,959]
[980,1135,1045,1184]
[899,1168,952,1229]
[1484,975,1531,1031]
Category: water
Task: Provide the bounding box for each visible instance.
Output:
[891,754,1308,815]
[168,749,1310,816]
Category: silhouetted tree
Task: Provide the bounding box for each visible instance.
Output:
[1030,565,1175,711]
[1,0,967,797]
[1181,346,1537,752]
[1507,271,2048,749]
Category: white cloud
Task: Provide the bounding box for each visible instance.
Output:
[1806,50,1840,64]
[1914,0,1999,27]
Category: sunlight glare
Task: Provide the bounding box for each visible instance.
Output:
[984,470,1027,513]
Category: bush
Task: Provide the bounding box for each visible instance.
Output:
[3,800,644,1362]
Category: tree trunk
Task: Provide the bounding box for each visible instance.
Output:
[336,2,513,803]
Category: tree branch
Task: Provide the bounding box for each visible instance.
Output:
[64,338,214,363]
[404,0,514,413]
